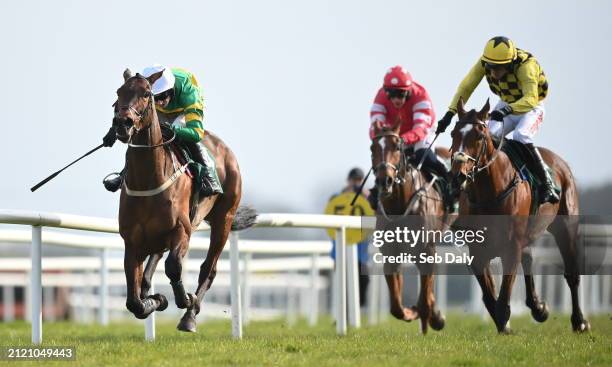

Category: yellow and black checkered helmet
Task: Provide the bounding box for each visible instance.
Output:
[481,36,517,65]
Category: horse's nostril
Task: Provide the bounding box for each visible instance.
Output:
[385,176,393,187]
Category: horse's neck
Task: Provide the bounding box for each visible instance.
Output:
[126,115,172,189]
[387,167,424,214]
[468,138,515,205]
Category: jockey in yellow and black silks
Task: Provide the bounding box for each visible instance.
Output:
[436,36,559,204]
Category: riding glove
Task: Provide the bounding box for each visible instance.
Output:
[435,111,454,134]
[103,126,117,147]
[490,105,513,121]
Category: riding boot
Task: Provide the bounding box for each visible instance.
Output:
[103,166,126,192]
[185,141,223,197]
[524,143,560,204]
[368,186,378,211]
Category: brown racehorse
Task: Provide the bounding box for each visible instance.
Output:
[113,69,256,332]
[449,98,589,333]
[371,122,450,334]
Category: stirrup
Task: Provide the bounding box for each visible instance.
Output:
[102,172,123,193]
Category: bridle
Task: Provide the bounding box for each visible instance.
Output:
[372,131,441,219]
[116,75,176,149]
[372,130,408,185]
[451,118,505,183]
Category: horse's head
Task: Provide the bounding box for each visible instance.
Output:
[370,120,404,197]
[449,98,491,192]
[113,68,164,143]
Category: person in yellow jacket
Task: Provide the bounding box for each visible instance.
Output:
[436,36,559,204]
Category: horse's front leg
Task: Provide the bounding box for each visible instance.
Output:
[416,245,445,334]
[141,251,164,299]
[495,249,520,334]
[384,272,418,322]
[124,246,167,319]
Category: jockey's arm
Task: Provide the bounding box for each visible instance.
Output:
[402,99,434,145]
[507,59,540,114]
[369,95,388,139]
[448,59,486,114]
[172,78,206,144]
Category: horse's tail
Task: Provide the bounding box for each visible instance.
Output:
[231,206,258,231]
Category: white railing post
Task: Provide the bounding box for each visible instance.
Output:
[286,271,297,327]
[99,247,109,326]
[31,225,42,344]
[3,286,15,322]
[43,286,54,322]
[367,274,379,326]
[603,274,611,312]
[335,227,347,336]
[229,232,242,339]
[436,272,447,314]
[308,253,319,326]
[347,245,360,328]
[242,252,251,325]
[144,281,155,341]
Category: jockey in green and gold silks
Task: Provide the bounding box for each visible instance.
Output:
[435,36,559,204]
[102,65,222,196]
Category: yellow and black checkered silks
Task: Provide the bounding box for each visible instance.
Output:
[483,50,548,104]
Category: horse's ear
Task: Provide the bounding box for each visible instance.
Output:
[123,68,133,82]
[146,70,164,86]
[477,98,490,121]
[456,97,466,119]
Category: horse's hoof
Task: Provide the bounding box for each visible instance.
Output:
[177,313,197,333]
[497,326,513,335]
[151,294,168,312]
[429,310,446,331]
[530,302,549,323]
[391,306,419,322]
[573,320,591,333]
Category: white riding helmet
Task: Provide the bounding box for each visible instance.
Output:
[142,64,175,95]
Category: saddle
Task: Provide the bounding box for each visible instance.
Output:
[501,140,561,214]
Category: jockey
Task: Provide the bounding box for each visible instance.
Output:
[436,36,559,204]
[102,65,223,197]
[369,66,451,210]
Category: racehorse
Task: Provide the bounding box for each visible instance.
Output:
[449,98,589,333]
[113,69,256,332]
[371,121,450,334]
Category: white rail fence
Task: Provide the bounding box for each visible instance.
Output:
[0,210,611,344]
[0,210,366,343]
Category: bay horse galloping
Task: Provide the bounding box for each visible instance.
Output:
[113,69,256,332]
[371,122,450,334]
[449,98,589,333]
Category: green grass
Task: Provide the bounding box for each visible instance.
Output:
[0,314,611,367]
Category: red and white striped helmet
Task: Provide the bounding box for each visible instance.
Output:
[383,66,413,90]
